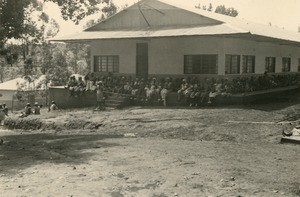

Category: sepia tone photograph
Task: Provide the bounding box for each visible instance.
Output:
[0,0,299,196]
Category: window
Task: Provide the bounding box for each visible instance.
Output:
[282,57,291,72]
[184,55,218,74]
[265,57,276,73]
[242,55,255,73]
[94,55,119,73]
[225,55,240,74]
[298,58,300,72]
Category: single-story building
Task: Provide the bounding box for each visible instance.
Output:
[51,0,300,79]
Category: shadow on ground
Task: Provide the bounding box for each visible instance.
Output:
[0,133,123,175]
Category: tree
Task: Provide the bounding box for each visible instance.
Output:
[215,5,238,17]
[66,43,90,75]
[46,49,72,86]
[0,0,113,79]
[84,1,118,29]
[207,3,213,12]
[0,0,61,82]
[0,0,112,47]
[195,2,238,17]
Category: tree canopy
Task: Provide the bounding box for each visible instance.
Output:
[195,3,238,17]
[0,0,112,47]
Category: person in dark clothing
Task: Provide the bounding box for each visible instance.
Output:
[33,102,41,115]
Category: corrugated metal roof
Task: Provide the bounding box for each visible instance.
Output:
[51,24,247,42]
[50,0,300,44]
[162,0,300,43]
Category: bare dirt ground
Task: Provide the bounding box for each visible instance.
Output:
[0,100,299,197]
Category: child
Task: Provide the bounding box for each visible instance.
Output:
[160,84,169,107]
[96,81,105,110]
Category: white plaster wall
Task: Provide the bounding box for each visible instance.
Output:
[223,38,300,74]
[148,36,224,75]
[90,36,300,76]
[91,36,224,75]
[0,90,14,101]
[91,39,137,74]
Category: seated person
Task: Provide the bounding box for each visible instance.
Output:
[19,103,32,117]
[74,77,86,97]
[184,84,194,106]
[0,105,5,125]
[131,85,139,101]
[177,79,188,101]
[189,84,201,107]
[208,79,224,104]
[84,72,93,91]
[222,79,233,97]
[2,103,8,116]
[65,76,78,96]
[123,82,132,94]
[33,102,41,115]
[149,84,158,103]
[49,101,58,111]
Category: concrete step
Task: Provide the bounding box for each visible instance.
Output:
[106,98,125,103]
[105,103,121,108]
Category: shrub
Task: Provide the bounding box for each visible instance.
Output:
[4,117,43,130]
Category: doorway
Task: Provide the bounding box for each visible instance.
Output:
[136,43,148,79]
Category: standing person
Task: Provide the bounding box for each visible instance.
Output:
[96,81,105,110]
[160,84,169,107]
[0,104,5,126]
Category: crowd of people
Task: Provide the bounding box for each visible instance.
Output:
[64,72,300,107]
[0,72,298,124]
[19,101,58,118]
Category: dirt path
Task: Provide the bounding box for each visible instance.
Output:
[0,102,300,196]
[0,133,299,197]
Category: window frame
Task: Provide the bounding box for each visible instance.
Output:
[94,55,119,73]
[225,54,240,74]
[265,57,276,73]
[242,55,255,74]
[184,54,218,74]
[282,57,291,72]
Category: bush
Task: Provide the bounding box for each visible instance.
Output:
[4,117,43,130]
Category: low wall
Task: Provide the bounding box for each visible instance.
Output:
[166,86,300,106]
[49,86,97,109]
[232,86,300,104]
[49,85,299,109]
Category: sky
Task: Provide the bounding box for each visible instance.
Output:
[44,0,300,37]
